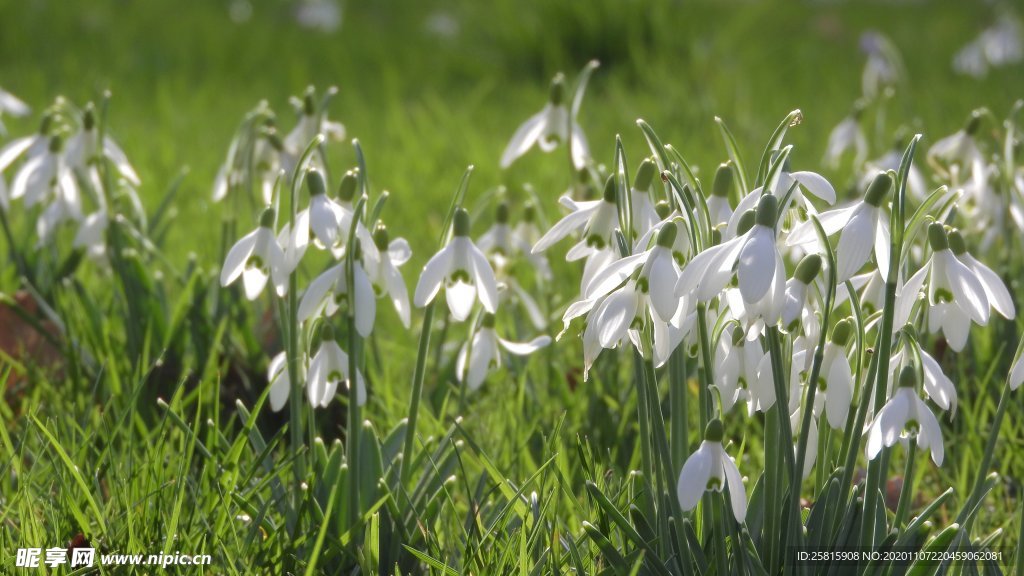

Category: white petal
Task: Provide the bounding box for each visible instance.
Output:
[826,352,853,430]
[677,442,714,511]
[721,448,747,522]
[467,331,496,391]
[940,251,989,324]
[267,352,291,412]
[791,171,837,204]
[914,396,945,466]
[388,238,412,266]
[1009,354,1024,391]
[354,265,377,337]
[242,268,269,300]
[500,108,548,168]
[0,136,33,172]
[583,252,647,299]
[966,255,1015,319]
[920,350,956,414]
[498,335,551,355]
[835,204,876,282]
[595,287,639,348]
[220,230,259,287]
[874,214,891,281]
[737,226,777,304]
[786,205,856,247]
[414,244,453,307]
[384,261,411,328]
[646,249,680,322]
[532,206,594,253]
[469,243,500,313]
[446,280,477,321]
[298,265,340,322]
[570,123,590,170]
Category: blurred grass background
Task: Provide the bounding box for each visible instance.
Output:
[2,0,1024,559]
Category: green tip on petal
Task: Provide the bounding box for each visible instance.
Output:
[82,104,96,131]
[549,73,566,106]
[339,170,358,202]
[259,207,276,228]
[656,222,677,248]
[864,172,892,207]
[306,169,326,197]
[795,253,822,284]
[927,222,949,251]
[737,209,757,235]
[321,323,336,342]
[654,200,671,220]
[965,110,983,136]
[453,208,471,237]
[602,176,617,203]
[712,162,734,198]
[704,419,724,443]
[373,224,389,251]
[831,318,853,347]
[634,159,657,192]
[898,365,917,388]
[755,194,778,227]
[496,202,510,224]
[481,313,496,328]
[947,229,967,255]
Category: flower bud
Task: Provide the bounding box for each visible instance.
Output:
[755,194,778,227]
[794,253,822,285]
[306,169,327,197]
[654,200,671,220]
[656,221,677,248]
[83,104,96,131]
[549,73,566,106]
[634,159,657,192]
[259,207,276,228]
[320,323,336,342]
[927,222,949,252]
[830,318,853,347]
[373,224,389,251]
[602,176,617,203]
[453,208,471,237]
[864,172,892,207]
[48,134,64,153]
[481,313,496,328]
[712,162,733,198]
[523,202,537,223]
[947,229,967,256]
[737,209,757,235]
[303,88,316,116]
[704,419,724,442]
[964,110,983,136]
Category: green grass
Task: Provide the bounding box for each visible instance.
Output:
[1,0,1023,573]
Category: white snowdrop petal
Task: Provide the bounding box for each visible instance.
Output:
[532,207,593,253]
[595,288,638,348]
[791,171,837,204]
[498,335,551,355]
[470,244,500,313]
[737,227,777,304]
[298,266,340,322]
[221,230,260,287]
[500,108,548,168]
[446,280,477,321]
[677,442,714,511]
[584,252,647,300]
[721,449,747,522]
[835,204,875,282]
[941,251,989,324]
[414,244,453,307]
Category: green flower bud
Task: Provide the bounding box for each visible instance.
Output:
[712,162,734,198]
[864,172,892,207]
[964,110,983,136]
[83,104,96,131]
[655,200,671,220]
[602,176,617,203]
[755,194,778,227]
[704,419,724,442]
[737,209,757,235]
[496,201,510,224]
[338,170,358,202]
[306,169,326,197]
[482,313,496,328]
[927,222,949,252]
[656,222,677,248]
[303,88,316,116]
[259,207,276,228]
[523,202,537,223]
[549,73,566,106]
[453,208,471,237]
[898,365,917,388]
[830,318,853,347]
[947,229,967,256]
[48,134,63,153]
[320,323,336,342]
[634,159,657,192]
[373,224,389,251]
[795,253,822,285]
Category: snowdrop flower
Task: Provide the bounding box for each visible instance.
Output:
[415,208,499,322]
[863,143,927,200]
[824,107,867,169]
[65,104,140,185]
[456,313,551,391]
[902,223,991,351]
[860,30,903,99]
[725,160,835,241]
[73,211,109,260]
[0,115,53,177]
[707,162,735,227]
[284,88,345,160]
[0,87,30,135]
[10,134,79,211]
[789,404,818,480]
[220,207,289,300]
[512,203,552,281]
[813,319,855,430]
[266,351,296,412]
[789,172,892,282]
[953,17,1023,77]
[533,176,619,261]
[305,168,348,250]
[887,346,957,417]
[307,325,365,408]
[294,0,342,32]
[297,246,376,336]
[500,72,589,170]
[927,112,985,184]
[628,159,660,242]
[677,419,746,523]
[947,230,1015,322]
[781,253,822,333]
[866,366,944,466]
[1011,350,1024,391]
[477,202,532,272]
[365,224,411,328]
[713,327,760,413]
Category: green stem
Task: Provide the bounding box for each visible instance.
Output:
[669,348,688,475]
[633,349,657,519]
[955,378,1013,525]
[893,442,916,531]
[695,302,714,432]
[399,302,435,485]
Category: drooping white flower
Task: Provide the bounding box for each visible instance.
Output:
[10,134,79,212]
[364,224,412,329]
[65,104,140,185]
[781,254,823,333]
[862,145,927,200]
[707,162,735,227]
[0,116,52,177]
[947,229,1015,322]
[307,327,365,408]
[860,30,903,99]
[887,346,958,417]
[0,87,30,135]
[220,207,289,300]
[283,88,345,161]
[928,113,986,186]
[628,159,660,243]
[266,351,300,413]
[866,367,944,466]
[677,419,746,523]
[533,176,619,261]
[73,211,109,260]
[297,256,376,336]
[824,109,867,169]
[953,16,1023,77]
[500,72,589,170]
[511,202,552,282]
[812,319,855,430]
[414,208,499,322]
[456,313,550,391]
[789,172,892,282]
[713,327,759,414]
[726,165,836,241]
